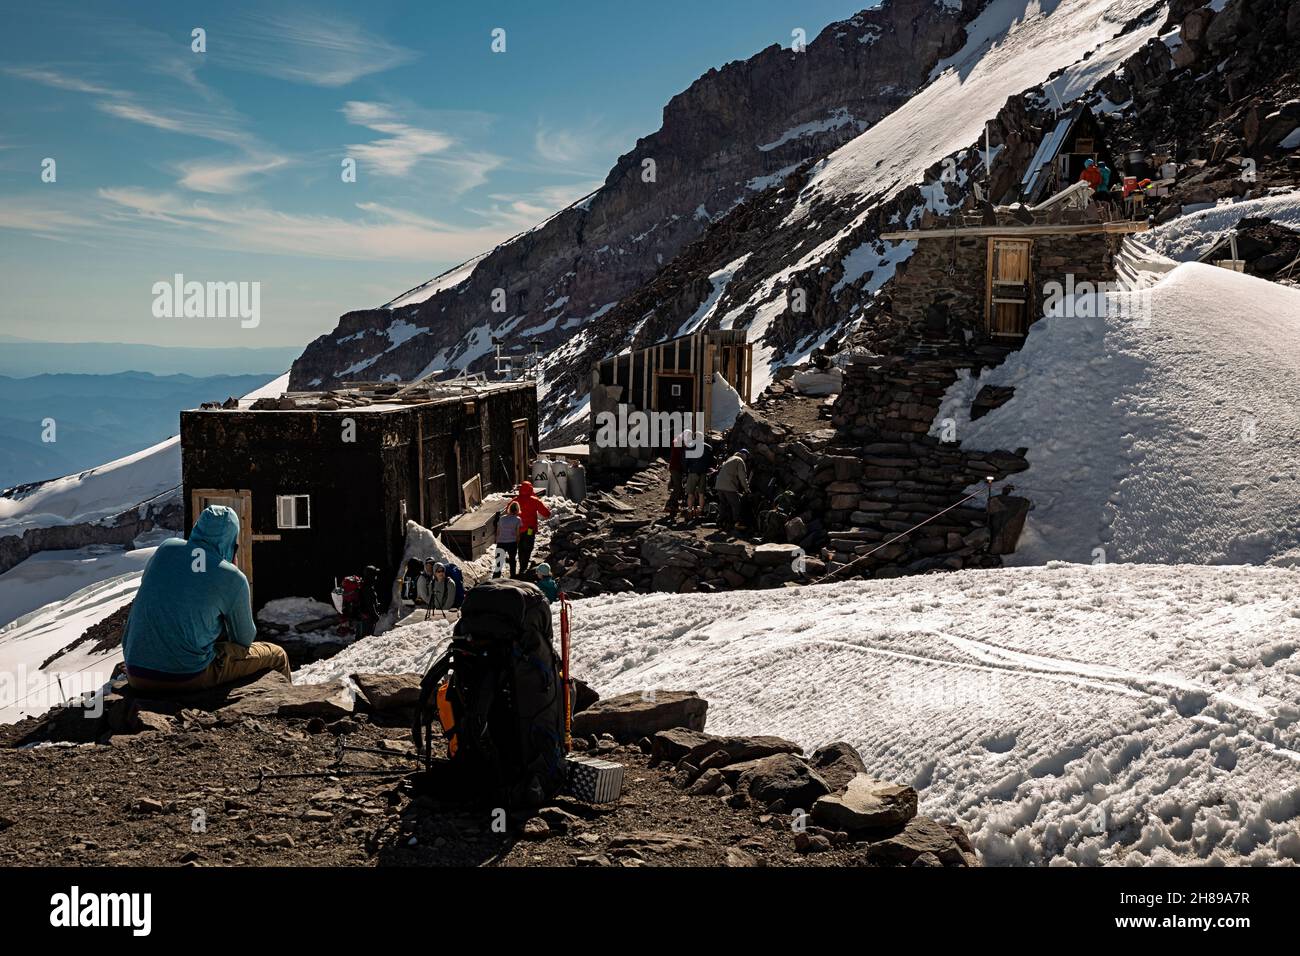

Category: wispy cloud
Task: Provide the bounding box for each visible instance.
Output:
[343,101,454,176]
[94,187,521,262]
[475,181,604,231]
[534,119,629,174]
[342,101,504,192]
[174,154,293,194]
[7,65,248,146]
[216,12,418,87]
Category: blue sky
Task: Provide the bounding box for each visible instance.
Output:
[0,0,868,349]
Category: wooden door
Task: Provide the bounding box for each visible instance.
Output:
[190,488,254,592]
[511,419,529,487]
[986,238,1033,337]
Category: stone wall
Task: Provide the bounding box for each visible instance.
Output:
[889,214,1121,338]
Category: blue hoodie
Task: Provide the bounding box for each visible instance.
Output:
[123,505,257,676]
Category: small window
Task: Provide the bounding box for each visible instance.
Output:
[671,384,682,397]
[276,494,310,529]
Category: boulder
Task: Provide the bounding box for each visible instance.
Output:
[650,728,802,766]
[752,543,803,567]
[214,672,355,722]
[809,741,869,792]
[812,774,918,831]
[351,673,421,712]
[737,753,831,809]
[570,690,707,741]
[865,816,975,867]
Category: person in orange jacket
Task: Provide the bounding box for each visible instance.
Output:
[510,480,551,574]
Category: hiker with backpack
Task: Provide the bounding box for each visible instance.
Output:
[665,430,688,519]
[492,501,523,578]
[715,448,751,531]
[685,432,713,519]
[352,565,382,640]
[509,480,552,575]
[122,505,292,693]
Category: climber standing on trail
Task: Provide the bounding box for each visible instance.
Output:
[510,480,551,575]
[715,448,751,532]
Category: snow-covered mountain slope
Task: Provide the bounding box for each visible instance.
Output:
[1141,190,1300,262]
[0,571,143,724]
[537,0,1173,429]
[0,541,158,641]
[299,563,1300,866]
[786,0,1159,227]
[0,437,179,536]
[941,262,1300,565]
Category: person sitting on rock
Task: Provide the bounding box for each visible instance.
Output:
[535,562,559,603]
[122,505,291,693]
[427,562,459,613]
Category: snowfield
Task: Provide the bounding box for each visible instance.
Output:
[941,262,1300,566]
[0,437,180,536]
[299,564,1300,866]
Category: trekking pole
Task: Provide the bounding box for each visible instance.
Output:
[559,592,572,752]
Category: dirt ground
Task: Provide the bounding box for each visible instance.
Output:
[0,712,888,868]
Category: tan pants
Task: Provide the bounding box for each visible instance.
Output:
[127,641,292,694]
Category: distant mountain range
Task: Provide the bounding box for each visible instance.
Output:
[0,335,301,378]
[0,371,279,489]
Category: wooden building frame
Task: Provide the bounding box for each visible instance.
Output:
[593,328,752,432]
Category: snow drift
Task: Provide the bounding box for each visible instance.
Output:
[299,562,1300,866]
[942,262,1300,566]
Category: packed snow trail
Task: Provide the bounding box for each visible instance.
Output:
[939,263,1300,566]
[299,563,1300,866]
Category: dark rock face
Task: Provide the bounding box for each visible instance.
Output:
[289,1,980,407]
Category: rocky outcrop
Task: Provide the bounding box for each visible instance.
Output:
[289,1,982,407]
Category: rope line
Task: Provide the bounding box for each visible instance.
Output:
[812,478,993,586]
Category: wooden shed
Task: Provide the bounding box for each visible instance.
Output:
[588,328,752,470]
[180,379,538,610]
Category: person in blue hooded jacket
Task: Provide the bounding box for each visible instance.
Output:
[122,505,291,692]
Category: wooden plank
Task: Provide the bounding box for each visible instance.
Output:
[881,220,1148,241]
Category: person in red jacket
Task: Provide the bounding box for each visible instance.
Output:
[510,480,551,574]
[1079,158,1102,191]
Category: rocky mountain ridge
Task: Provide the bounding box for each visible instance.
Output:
[288,0,981,400]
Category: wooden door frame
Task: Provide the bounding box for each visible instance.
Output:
[985,237,1034,337]
[190,488,254,596]
[511,419,529,487]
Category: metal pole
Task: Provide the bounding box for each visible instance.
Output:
[560,592,572,752]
